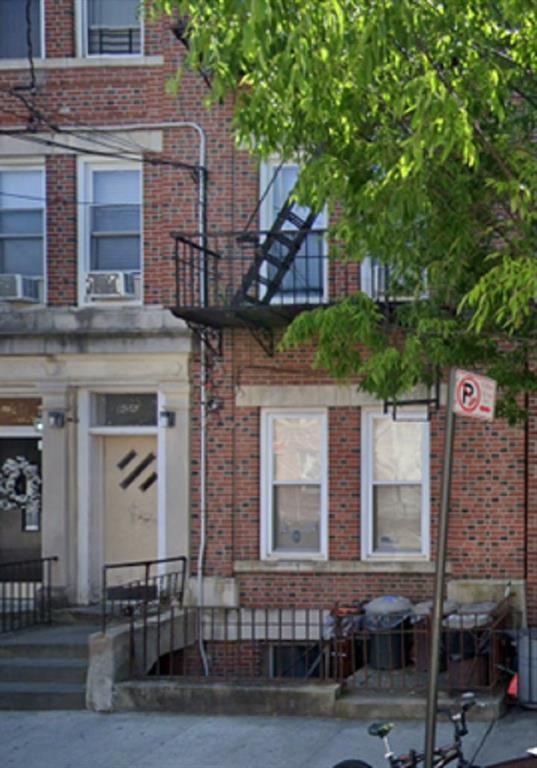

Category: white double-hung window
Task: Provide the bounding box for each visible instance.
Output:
[80,162,142,302]
[81,0,142,56]
[0,0,43,59]
[361,410,430,559]
[0,168,45,303]
[261,409,328,559]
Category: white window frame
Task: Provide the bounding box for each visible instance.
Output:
[361,408,430,561]
[0,0,45,61]
[260,408,328,561]
[78,0,144,59]
[259,159,328,305]
[0,161,47,304]
[77,157,143,306]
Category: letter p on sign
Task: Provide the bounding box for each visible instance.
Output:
[453,369,496,422]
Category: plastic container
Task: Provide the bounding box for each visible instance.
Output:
[517,628,537,709]
[364,596,412,670]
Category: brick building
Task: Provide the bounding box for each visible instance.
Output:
[0,1,535,626]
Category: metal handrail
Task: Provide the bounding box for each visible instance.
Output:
[101,555,187,634]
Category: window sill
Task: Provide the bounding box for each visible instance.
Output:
[234,560,448,575]
[0,56,163,71]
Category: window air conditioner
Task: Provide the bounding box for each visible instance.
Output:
[0,274,42,302]
[86,272,136,299]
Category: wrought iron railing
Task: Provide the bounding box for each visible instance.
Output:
[101,555,187,634]
[134,604,519,694]
[172,230,360,320]
[0,556,58,634]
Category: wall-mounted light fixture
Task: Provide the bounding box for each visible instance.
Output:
[206,396,224,412]
[47,411,66,429]
[159,409,176,428]
[33,416,43,434]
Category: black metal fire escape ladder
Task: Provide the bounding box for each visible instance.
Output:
[232,196,319,308]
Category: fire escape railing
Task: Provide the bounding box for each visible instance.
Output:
[172,229,360,318]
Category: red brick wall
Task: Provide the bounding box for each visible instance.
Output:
[0,3,531,615]
[0,3,259,307]
[188,327,527,609]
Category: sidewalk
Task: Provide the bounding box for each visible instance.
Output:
[0,707,536,768]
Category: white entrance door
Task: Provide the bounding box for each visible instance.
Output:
[103,435,158,584]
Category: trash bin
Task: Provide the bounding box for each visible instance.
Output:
[443,603,496,688]
[517,628,537,709]
[364,595,412,670]
[411,600,458,673]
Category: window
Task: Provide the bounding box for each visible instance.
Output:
[0,0,42,59]
[261,410,328,559]
[361,411,430,559]
[93,393,157,427]
[82,0,142,56]
[260,161,327,303]
[0,169,45,301]
[80,162,142,302]
[360,256,428,302]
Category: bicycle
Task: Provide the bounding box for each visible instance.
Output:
[332,692,478,768]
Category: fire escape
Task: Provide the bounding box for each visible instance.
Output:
[170,176,360,356]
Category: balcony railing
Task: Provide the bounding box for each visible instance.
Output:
[171,229,361,329]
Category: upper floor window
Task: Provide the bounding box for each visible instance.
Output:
[261,409,328,560]
[260,161,327,303]
[82,0,142,56]
[0,0,43,59]
[361,410,430,559]
[80,162,142,303]
[0,168,45,303]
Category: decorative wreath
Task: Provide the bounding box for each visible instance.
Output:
[0,456,41,514]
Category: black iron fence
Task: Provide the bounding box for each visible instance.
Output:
[172,230,360,315]
[130,604,520,694]
[101,555,187,633]
[0,556,58,634]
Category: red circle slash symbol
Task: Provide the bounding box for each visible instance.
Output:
[456,376,481,413]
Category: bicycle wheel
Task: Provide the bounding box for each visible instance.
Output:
[332,761,374,768]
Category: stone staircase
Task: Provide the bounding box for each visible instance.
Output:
[0,623,99,710]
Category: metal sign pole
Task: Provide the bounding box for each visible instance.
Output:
[424,367,457,768]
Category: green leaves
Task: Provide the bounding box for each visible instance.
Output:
[151,0,537,418]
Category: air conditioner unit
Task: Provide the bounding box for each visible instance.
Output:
[0,274,42,302]
[86,272,136,299]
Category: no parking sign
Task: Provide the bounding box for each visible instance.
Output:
[452,369,496,421]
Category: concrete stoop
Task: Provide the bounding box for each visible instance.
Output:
[113,678,506,720]
[0,624,99,710]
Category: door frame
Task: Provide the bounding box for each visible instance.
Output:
[77,389,166,603]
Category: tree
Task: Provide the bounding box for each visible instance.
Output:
[152,0,537,420]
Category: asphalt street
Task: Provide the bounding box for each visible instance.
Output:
[1,707,537,768]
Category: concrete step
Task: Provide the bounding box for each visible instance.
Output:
[0,657,87,684]
[0,681,86,710]
[52,607,103,626]
[0,625,99,659]
[333,690,506,721]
